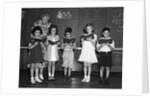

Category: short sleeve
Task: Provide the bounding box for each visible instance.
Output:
[110,40,115,48]
[92,34,97,42]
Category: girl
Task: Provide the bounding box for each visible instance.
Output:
[96,27,115,85]
[78,23,98,83]
[34,14,51,80]
[62,27,76,81]
[28,26,44,84]
[30,14,51,80]
[47,24,60,80]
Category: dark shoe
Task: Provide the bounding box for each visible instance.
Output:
[63,75,67,81]
[67,76,71,81]
[99,78,104,84]
[104,78,109,85]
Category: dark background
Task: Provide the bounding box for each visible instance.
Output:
[20,8,123,72]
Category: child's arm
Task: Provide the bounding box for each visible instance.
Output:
[80,37,84,46]
[57,36,60,46]
[72,42,76,49]
[106,40,115,50]
[61,41,65,49]
[89,34,97,47]
[46,36,49,46]
[40,42,46,50]
[28,42,38,49]
[97,42,105,52]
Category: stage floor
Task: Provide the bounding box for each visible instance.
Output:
[19,70,122,89]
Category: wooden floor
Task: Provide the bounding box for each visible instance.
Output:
[19,70,122,89]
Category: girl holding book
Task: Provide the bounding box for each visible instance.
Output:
[62,27,76,81]
[96,27,115,85]
[46,24,60,80]
[78,23,98,83]
[31,14,51,80]
[28,26,45,84]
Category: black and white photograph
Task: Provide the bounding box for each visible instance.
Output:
[19,7,123,89]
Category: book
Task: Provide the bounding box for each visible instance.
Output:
[63,37,75,44]
[48,40,59,45]
[81,34,94,40]
[98,38,113,44]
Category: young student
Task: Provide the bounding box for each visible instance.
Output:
[28,26,45,84]
[46,24,60,80]
[96,27,115,85]
[62,27,76,81]
[78,23,98,83]
[31,14,51,80]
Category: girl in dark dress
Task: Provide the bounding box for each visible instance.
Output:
[96,27,115,85]
[28,26,45,84]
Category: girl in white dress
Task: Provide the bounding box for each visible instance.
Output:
[46,25,60,80]
[78,23,98,82]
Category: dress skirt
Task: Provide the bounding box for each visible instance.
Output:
[29,43,44,64]
[47,44,59,62]
[62,46,74,69]
[78,41,98,63]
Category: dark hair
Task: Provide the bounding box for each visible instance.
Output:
[64,27,72,37]
[101,27,110,37]
[31,26,42,35]
[83,23,95,34]
[48,24,58,35]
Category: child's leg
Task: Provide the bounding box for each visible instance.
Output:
[66,68,72,81]
[30,63,35,78]
[64,67,67,76]
[30,64,35,84]
[98,67,105,84]
[68,68,71,77]
[100,67,104,78]
[48,61,52,78]
[39,63,44,80]
[106,67,110,79]
[104,67,110,84]
[35,63,42,83]
[82,62,88,82]
[51,62,55,79]
[85,63,91,82]
[64,67,67,79]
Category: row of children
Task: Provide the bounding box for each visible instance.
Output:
[28,23,115,85]
[27,14,115,85]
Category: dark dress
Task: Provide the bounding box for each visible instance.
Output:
[28,38,44,64]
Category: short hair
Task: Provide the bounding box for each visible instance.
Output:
[83,23,95,34]
[101,27,110,37]
[31,26,42,35]
[48,24,58,35]
[64,27,72,37]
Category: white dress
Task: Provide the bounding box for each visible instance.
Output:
[47,35,59,62]
[78,34,98,63]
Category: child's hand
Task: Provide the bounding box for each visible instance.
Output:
[101,43,106,46]
[106,43,110,46]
